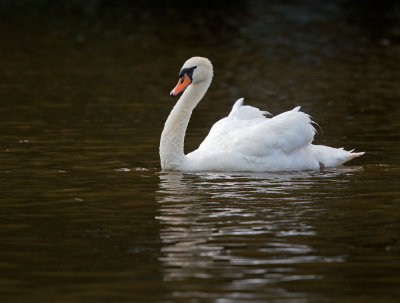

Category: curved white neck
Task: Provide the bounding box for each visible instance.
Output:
[160,79,211,170]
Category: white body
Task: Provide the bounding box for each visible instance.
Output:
[160,57,363,172]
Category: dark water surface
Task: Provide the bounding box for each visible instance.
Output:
[1,1,399,302]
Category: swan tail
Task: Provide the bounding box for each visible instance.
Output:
[331,149,365,166]
[311,145,364,167]
[346,151,365,161]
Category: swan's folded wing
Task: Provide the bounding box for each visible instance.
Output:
[195,99,267,153]
[258,106,316,154]
[228,98,271,120]
[194,104,316,158]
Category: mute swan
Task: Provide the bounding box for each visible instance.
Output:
[160,57,364,172]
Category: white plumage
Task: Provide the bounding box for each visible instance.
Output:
[160,57,364,172]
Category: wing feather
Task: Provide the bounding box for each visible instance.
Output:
[192,100,316,158]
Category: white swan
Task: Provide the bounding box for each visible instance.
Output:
[160,57,364,172]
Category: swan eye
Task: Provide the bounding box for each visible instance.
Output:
[179,66,197,81]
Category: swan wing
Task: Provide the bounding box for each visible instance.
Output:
[228,98,271,120]
[191,99,316,158]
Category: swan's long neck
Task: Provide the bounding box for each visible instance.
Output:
[160,79,211,170]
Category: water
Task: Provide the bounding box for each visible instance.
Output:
[0,1,399,302]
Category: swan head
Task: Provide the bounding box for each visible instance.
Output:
[170,57,213,97]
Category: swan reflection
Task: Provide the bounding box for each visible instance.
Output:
[158,168,361,201]
[156,168,361,295]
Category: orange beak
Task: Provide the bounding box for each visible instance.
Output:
[170,73,191,97]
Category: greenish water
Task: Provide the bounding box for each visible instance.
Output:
[0,1,399,302]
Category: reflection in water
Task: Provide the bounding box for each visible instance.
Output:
[156,168,362,300]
